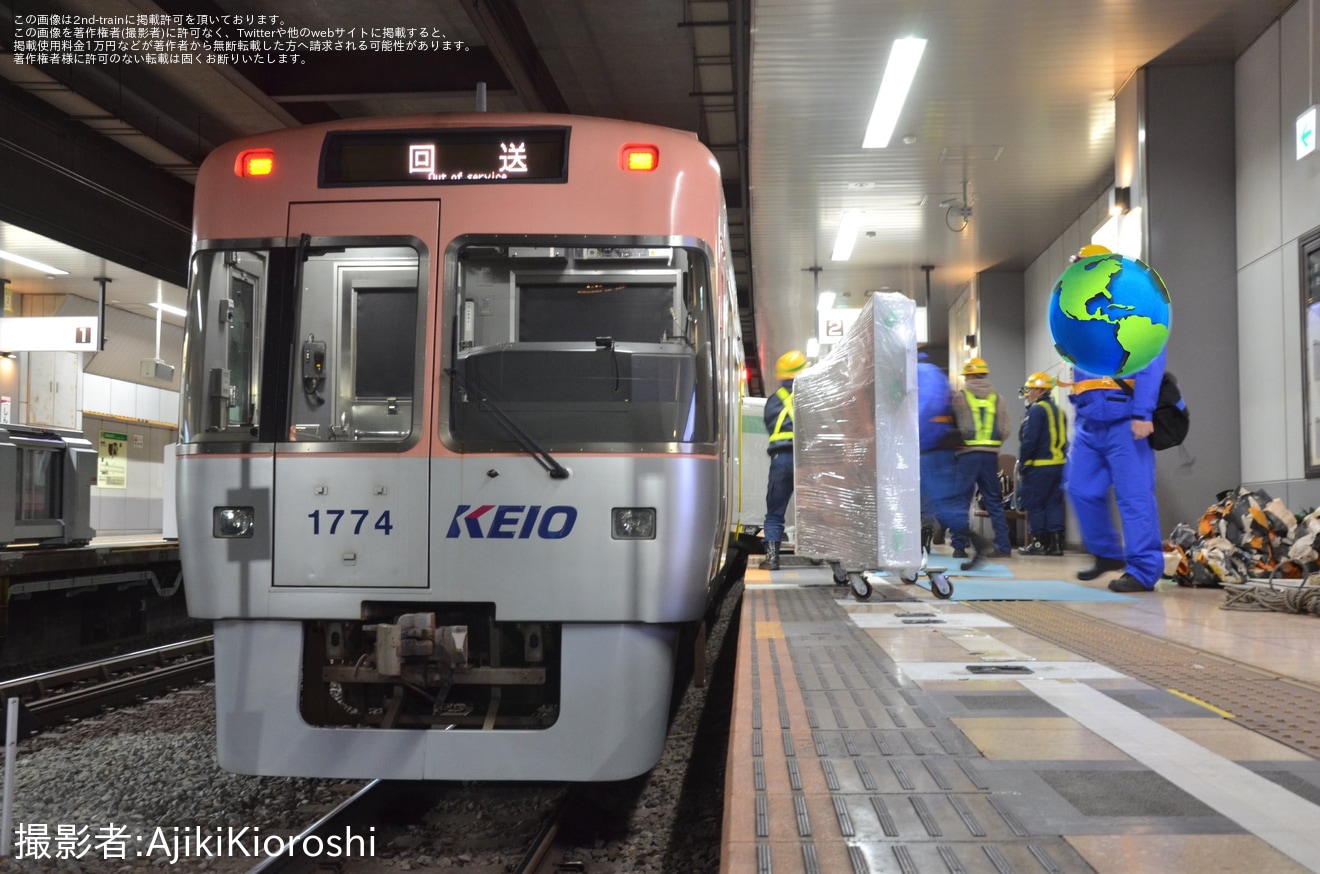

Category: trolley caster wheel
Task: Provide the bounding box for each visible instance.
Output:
[848,573,872,601]
[900,572,919,585]
[829,560,848,586]
[929,572,953,600]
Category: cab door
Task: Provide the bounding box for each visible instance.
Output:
[271,201,438,589]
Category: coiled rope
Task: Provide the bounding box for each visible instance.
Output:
[1221,575,1320,616]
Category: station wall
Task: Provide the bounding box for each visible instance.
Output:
[1018,8,1320,536]
[1236,9,1320,511]
[79,374,178,536]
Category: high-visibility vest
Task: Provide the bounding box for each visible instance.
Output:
[768,387,794,450]
[962,390,1003,446]
[1023,398,1067,466]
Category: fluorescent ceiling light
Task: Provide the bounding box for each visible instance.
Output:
[863,37,927,149]
[149,301,188,317]
[806,337,820,359]
[0,249,69,275]
[816,291,837,311]
[831,212,864,261]
[915,306,928,344]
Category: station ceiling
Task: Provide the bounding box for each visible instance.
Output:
[0,0,1292,393]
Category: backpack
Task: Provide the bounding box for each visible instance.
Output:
[1119,370,1188,450]
[1149,371,1189,450]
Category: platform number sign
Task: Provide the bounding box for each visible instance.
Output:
[817,307,863,345]
[0,316,98,351]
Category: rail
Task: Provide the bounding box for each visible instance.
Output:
[0,636,215,727]
[244,780,574,873]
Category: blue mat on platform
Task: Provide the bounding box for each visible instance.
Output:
[939,578,1138,602]
[873,560,1014,580]
[927,560,1014,578]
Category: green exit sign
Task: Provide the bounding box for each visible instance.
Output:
[1298,105,1318,160]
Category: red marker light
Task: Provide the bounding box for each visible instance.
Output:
[234,148,275,177]
[621,144,659,172]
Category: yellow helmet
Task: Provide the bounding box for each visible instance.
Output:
[1077,244,1112,259]
[776,349,808,380]
[1022,371,1055,392]
[961,356,989,376]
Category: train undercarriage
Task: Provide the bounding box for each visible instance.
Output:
[300,603,563,730]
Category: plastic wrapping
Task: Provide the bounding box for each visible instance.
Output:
[793,293,921,571]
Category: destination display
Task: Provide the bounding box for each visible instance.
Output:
[320,127,570,186]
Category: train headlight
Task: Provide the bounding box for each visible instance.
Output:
[611,508,656,540]
[213,506,255,538]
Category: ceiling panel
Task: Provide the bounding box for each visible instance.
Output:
[747,0,1287,364]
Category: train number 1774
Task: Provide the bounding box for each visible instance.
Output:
[307,509,394,535]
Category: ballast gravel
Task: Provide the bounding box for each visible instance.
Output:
[2,580,740,872]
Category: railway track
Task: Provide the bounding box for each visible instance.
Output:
[244,778,578,873]
[0,636,215,729]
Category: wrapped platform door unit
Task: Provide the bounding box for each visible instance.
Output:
[792,293,921,574]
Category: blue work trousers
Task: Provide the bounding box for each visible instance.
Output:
[920,449,973,538]
[1018,464,1065,536]
[1065,418,1162,585]
[763,449,794,543]
[949,451,1011,554]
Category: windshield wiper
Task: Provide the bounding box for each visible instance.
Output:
[596,336,620,391]
[445,367,570,479]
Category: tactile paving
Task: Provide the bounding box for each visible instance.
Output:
[731,586,1097,873]
[973,601,1320,757]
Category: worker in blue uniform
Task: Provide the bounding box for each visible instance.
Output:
[949,357,1012,557]
[763,349,807,570]
[1017,371,1068,556]
[918,351,993,570]
[1066,345,1167,593]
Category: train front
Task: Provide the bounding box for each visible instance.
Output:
[176,114,738,781]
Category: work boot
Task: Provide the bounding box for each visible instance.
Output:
[1045,531,1064,556]
[765,540,781,571]
[959,532,994,571]
[1077,555,1125,581]
[1108,573,1152,593]
[1018,536,1047,556]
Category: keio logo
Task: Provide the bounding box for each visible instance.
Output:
[445,505,578,539]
